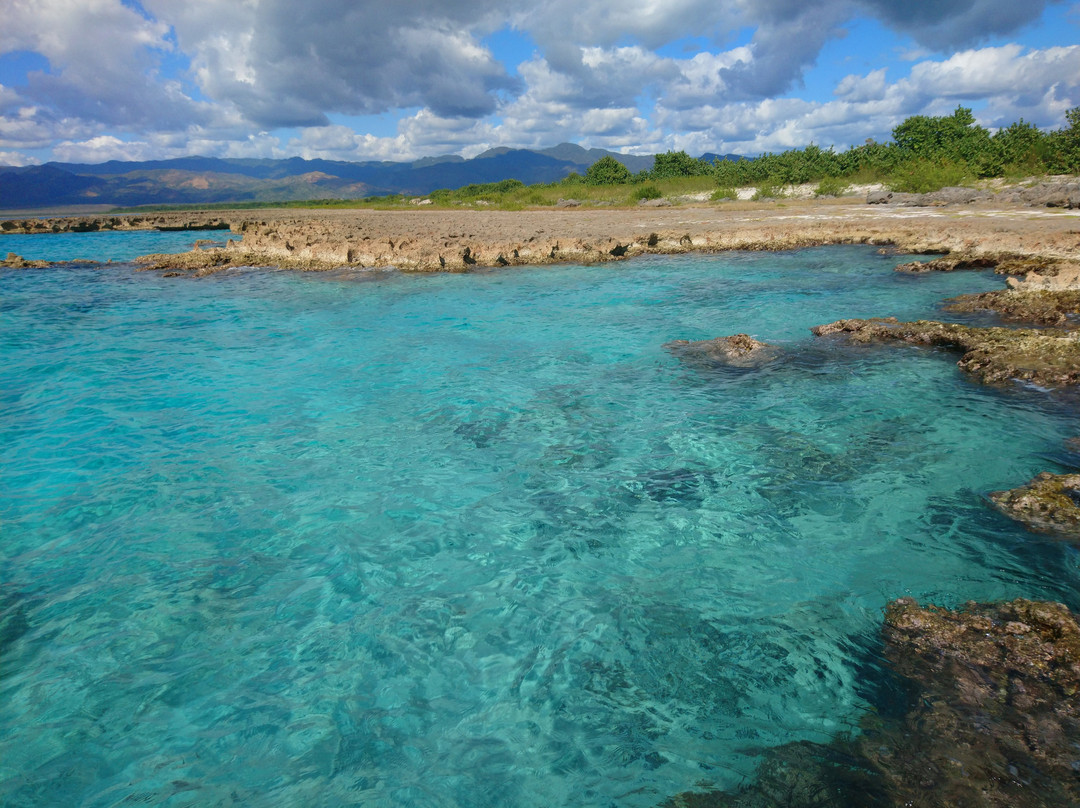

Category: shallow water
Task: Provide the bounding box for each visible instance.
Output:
[2,246,1078,807]
[1,228,231,263]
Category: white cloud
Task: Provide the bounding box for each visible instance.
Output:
[0,0,1077,164]
[0,151,41,167]
[834,68,888,102]
[653,44,1080,156]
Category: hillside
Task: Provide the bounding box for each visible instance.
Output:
[0,146,734,210]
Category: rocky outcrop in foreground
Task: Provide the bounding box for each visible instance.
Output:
[811,317,1080,387]
[664,334,777,368]
[662,597,1080,808]
[991,472,1080,539]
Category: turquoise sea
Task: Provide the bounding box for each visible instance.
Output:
[2,239,1078,807]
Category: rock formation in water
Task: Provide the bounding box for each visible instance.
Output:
[664,335,778,368]
[990,472,1080,539]
[944,289,1080,326]
[1,252,49,268]
[661,597,1080,808]
[811,317,1080,387]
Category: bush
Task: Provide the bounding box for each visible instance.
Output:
[634,185,663,201]
[814,176,850,197]
[752,182,783,200]
[711,187,737,201]
[651,151,710,179]
[888,159,969,194]
[892,106,991,166]
[525,190,551,206]
[585,156,632,185]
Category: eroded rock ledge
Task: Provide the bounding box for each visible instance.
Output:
[990,472,1080,539]
[944,289,1080,326]
[811,317,1080,387]
[893,253,1066,276]
[662,597,1080,808]
[0,215,233,234]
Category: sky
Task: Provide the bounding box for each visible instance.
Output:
[1,0,1079,167]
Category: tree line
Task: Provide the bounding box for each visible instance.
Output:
[580,106,1080,193]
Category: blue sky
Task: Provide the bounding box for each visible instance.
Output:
[1,0,1079,166]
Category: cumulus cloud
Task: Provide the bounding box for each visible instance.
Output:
[2,0,213,131]
[856,0,1059,51]
[145,0,517,128]
[0,0,1077,163]
[0,151,41,167]
[657,43,1080,156]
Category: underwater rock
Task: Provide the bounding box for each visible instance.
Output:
[990,471,1080,539]
[944,289,1080,326]
[661,597,1080,808]
[868,597,1080,807]
[664,334,778,368]
[811,317,1080,387]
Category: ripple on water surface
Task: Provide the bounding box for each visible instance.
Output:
[1,246,1078,807]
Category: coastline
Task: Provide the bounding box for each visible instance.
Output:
[3,196,1079,275]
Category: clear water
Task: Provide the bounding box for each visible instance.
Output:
[2,246,1078,808]
[1,229,231,263]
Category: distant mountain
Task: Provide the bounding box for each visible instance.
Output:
[0,144,735,209]
[535,144,655,174]
[699,152,744,163]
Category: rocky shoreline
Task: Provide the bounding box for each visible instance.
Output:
[2,189,1080,276]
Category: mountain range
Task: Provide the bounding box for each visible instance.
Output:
[0,145,740,210]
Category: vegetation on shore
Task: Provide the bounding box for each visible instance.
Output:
[111,107,1080,213]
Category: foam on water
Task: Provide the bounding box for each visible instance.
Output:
[2,246,1078,807]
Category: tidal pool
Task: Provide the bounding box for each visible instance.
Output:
[2,246,1077,807]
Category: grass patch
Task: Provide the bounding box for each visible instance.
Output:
[633,185,663,201]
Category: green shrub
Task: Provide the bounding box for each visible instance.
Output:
[634,184,663,201]
[814,176,850,197]
[651,151,710,179]
[888,159,969,193]
[711,187,737,201]
[752,182,783,200]
[585,156,632,185]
